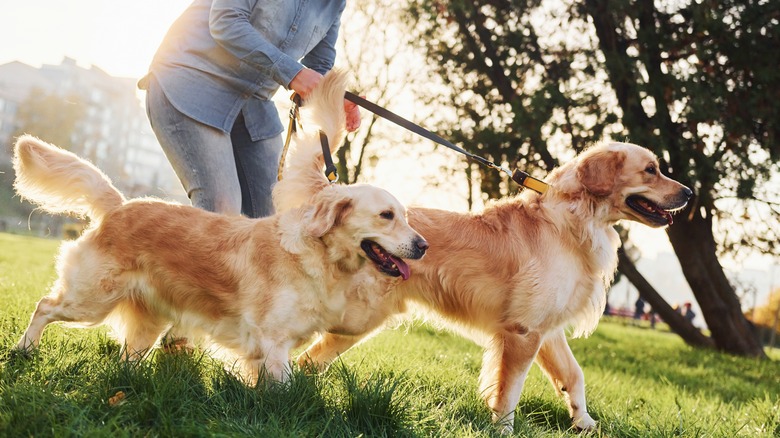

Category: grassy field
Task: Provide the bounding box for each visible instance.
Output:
[1,232,778,437]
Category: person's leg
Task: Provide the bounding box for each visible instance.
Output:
[146,77,242,215]
[230,113,284,218]
[145,77,242,349]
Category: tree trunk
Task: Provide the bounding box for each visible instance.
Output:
[666,209,766,358]
[617,246,715,349]
[584,0,766,358]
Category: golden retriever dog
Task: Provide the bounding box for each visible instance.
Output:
[11,72,427,385]
[276,137,691,431]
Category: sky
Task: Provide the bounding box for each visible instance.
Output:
[0,1,191,79]
[2,0,778,301]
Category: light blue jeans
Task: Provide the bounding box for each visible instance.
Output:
[146,77,283,218]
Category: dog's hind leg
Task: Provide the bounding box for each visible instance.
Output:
[160,326,195,354]
[16,278,117,352]
[110,301,168,360]
[478,329,542,434]
[535,328,596,430]
[16,291,64,351]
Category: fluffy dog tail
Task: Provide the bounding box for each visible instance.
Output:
[274,69,350,213]
[304,68,349,150]
[13,135,125,222]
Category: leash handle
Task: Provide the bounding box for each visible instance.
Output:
[277,93,303,182]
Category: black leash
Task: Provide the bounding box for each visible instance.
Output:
[277,93,339,184]
[278,91,549,194]
[343,92,549,194]
[319,131,338,183]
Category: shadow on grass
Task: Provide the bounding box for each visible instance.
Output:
[577,327,780,404]
[327,361,421,437]
[1,333,428,436]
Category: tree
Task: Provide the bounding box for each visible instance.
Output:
[580,0,777,357]
[335,0,452,186]
[4,88,88,234]
[11,88,87,154]
[749,287,780,348]
[404,0,778,356]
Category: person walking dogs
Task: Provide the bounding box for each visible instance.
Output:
[140,0,361,218]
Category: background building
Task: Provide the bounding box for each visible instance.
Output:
[0,57,183,201]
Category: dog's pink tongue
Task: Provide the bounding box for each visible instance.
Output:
[390,256,411,280]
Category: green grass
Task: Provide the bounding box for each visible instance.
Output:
[1,232,778,437]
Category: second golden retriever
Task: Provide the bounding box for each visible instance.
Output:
[12,72,427,384]
[277,137,691,431]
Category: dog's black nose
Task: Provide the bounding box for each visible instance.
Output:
[682,186,693,199]
[415,238,429,255]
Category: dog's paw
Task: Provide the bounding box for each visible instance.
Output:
[573,413,597,431]
[492,412,515,435]
[6,346,35,363]
[496,422,514,435]
[160,337,194,355]
[295,353,328,373]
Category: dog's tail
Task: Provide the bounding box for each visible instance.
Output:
[303,68,349,150]
[273,69,349,213]
[13,135,125,222]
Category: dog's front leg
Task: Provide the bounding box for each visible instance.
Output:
[297,332,367,372]
[265,344,292,382]
[241,341,292,385]
[478,329,542,434]
[535,328,596,430]
[297,297,396,371]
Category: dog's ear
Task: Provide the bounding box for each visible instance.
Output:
[576,149,625,197]
[306,191,353,238]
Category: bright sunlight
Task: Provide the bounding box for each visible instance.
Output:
[0,0,190,79]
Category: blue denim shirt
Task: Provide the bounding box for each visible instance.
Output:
[145,0,345,140]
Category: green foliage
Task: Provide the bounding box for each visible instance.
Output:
[11,88,87,155]
[1,233,778,436]
[0,162,33,220]
[579,0,780,255]
[403,0,780,252]
[405,0,616,199]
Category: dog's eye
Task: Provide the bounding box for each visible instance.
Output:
[645,165,657,175]
[379,210,394,220]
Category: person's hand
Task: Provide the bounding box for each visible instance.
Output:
[344,98,361,132]
[289,68,323,100]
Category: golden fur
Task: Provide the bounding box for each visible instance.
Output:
[276,134,691,431]
[11,71,427,384]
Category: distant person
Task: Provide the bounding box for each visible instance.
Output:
[139,0,361,219]
[634,297,645,320]
[683,302,696,325]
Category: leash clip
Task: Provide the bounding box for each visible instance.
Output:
[319,131,338,184]
[511,169,549,195]
[485,161,549,194]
